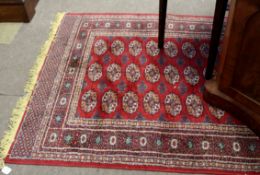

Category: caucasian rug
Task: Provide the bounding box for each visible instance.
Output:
[1,13,259,175]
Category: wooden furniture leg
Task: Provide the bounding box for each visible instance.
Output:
[0,0,38,22]
[205,0,228,80]
[158,0,167,49]
[204,0,260,136]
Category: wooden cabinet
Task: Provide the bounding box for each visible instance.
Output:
[204,0,260,135]
[0,0,38,22]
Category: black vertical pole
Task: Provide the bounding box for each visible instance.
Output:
[158,0,168,49]
[205,0,228,80]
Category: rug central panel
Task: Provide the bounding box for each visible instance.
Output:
[77,35,207,122]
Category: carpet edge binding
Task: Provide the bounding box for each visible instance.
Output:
[0,12,65,169]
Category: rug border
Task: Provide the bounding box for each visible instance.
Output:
[4,156,260,175]
[66,12,215,18]
[1,12,257,175]
[0,12,66,169]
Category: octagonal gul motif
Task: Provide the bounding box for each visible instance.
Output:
[129,40,142,56]
[186,94,203,117]
[184,66,200,85]
[88,63,102,81]
[165,93,182,116]
[143,91,160,114]
[126,63,141,82]
[209,105,225,119]
[200,43,209,58]
[94,39,108,55]
[123,91,139,114]
[81,90,97,113]
[146,40,160,56]
[182,42,196,59]
[164,41,178,57]
[102,90,118,113]
[164,65,180,85]
[111,39,125,56]
[145,64,160,83]
[107,63,121,82]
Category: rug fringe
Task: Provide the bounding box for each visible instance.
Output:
[0,12,65,169]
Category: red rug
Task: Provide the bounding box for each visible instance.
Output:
[4,13,260,174]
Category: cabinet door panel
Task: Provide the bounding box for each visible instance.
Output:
[219,0,260,113]
[204,0,260,135]
[233,12,260,103]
